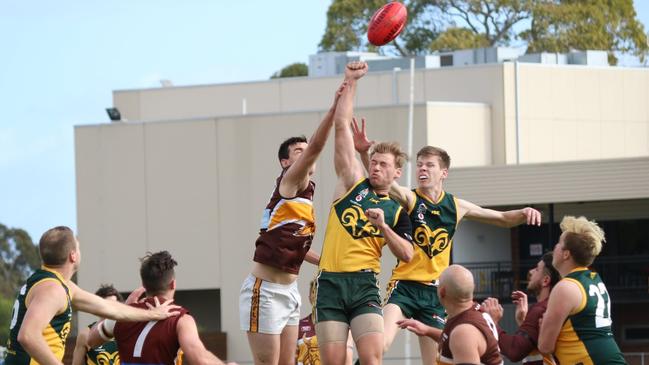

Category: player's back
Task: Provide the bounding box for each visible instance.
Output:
[114,297,188,365]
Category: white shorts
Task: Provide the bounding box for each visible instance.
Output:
[239,274,301,334]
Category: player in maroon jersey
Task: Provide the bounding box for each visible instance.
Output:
[87,251,236,365]
[481,252,560,365]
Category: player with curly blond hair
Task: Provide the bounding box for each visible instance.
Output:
[538,216,626,364]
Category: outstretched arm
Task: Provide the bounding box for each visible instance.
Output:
[351,117,414,208]
[458,199,542,228]
[69,281,179,321]
[279,81,347,197]
[334,62,368,193]
[396,318,442,342]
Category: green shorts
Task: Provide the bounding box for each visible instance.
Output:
[314,271,382,324]
[385,280,446,329]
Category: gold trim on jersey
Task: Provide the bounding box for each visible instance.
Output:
[563,277,588,314]
[453,196,460,230]
[555,319,594,365]
[264,198,315,236]
[332,178,367,205]
[415,188,445,205]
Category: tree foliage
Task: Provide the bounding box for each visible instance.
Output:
[0,224,38,346]
[318,0,648,62]
[0,296,13,345]
[270,62,309,79]
[0,223,40,298]
[522,0,648,64]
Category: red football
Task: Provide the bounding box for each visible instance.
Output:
[367,2,408,46]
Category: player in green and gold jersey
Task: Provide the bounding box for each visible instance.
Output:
[71,285,124,365]
[352,119,542,365]
[315,61,415,365]
[538,216,626,364]
[4,226,178,365]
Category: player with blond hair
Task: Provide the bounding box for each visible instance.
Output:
[538,216,626,364]
[315,61,414,365]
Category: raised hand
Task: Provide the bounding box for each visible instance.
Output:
[145,296,181,319]
[344,61,368,80]
[512,290,528,326]
[481,297,503,323]
[522,207,542,226]
[352,117,375,153]
[396,318,429,337]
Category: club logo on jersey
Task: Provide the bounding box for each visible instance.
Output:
[96,350,120,365]
[340,205,381,238]
[413,225,450,258]
[355,188,369,202]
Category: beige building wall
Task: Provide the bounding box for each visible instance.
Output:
[516,64,649,163]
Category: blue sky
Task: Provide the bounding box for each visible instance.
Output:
[0,1,648,241]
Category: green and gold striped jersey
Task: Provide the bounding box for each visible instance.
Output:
[390,189,458,283]
[5,267,73,365]
[319,178,411,273]
[555,267,625,365]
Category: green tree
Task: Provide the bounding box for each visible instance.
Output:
[319,0,532,55]
[522,0,648,64]
[319,0,648,62]
[0,224,40,298]
[0,224,38,346]
[0,296,13,345]
[270,62,309,79]
[319,0,443,56]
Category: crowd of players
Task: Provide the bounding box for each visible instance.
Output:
[4,61,626,365]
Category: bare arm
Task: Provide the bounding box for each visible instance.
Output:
[333,62,367,194]
[449,324,486,364]
[86,320,112,349]
[498,301,546,362]
[396,318,442,342]
[351,117,415,209]
[458,199,542,228]
[178,314,228,365]
[366,208,413,262]
[538,280,582,354]
[279,81,347,197]
[68,281,178,321]
[71,327,90,365]
[18,282,69,365]
[304,249,320,265]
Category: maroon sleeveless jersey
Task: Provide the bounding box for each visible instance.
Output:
[253,170,316,274]
[439,304,503,365]
[113,297,189,365]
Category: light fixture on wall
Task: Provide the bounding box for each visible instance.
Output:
[106,107,123,122]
